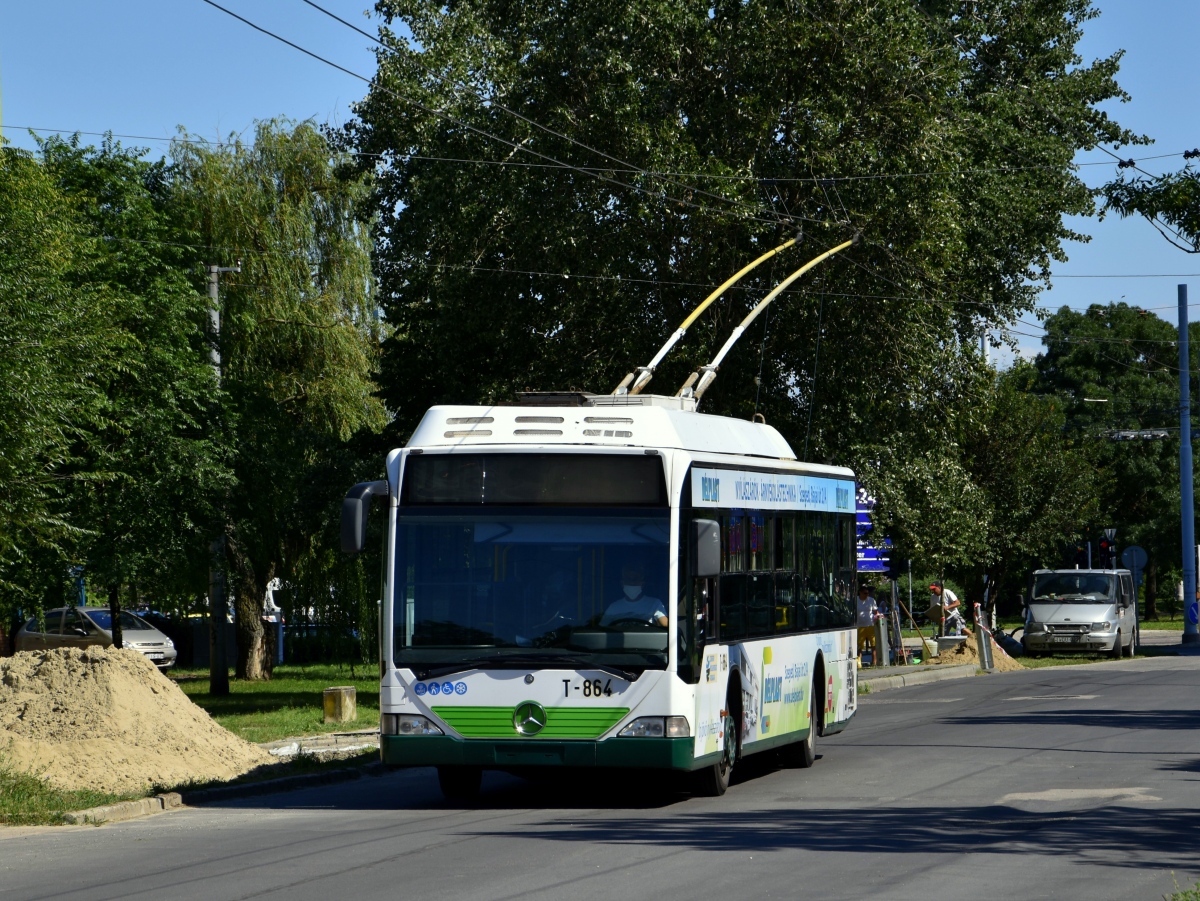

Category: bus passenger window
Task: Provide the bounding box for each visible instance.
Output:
[748,513,770,572]
[723,514,745,573]
[775,515,795,572]
[747,572,772,637]
[720,573,747,639]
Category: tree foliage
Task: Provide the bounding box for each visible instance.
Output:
[346,0,1134,564]
[1104,162,1200,254]
[170,120,387,678]
[35,136,228,608]
[1032,302,1194,616]
[0,145,118,596]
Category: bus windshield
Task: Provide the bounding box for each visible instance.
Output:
[393,508,671,678]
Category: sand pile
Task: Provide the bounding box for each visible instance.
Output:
[926,630,1024,672]
[0,647,272,794]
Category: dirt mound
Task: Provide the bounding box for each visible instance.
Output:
[0,647,271,794]
[926,630,1024,673]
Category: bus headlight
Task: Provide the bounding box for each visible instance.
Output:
[618,716,690,738]
[1092,621,1112,632]
[1027,622,1045,634]
[382,713,444,736]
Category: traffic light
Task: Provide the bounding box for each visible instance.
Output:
[1097,537,1112,569]
[884,553,904,581]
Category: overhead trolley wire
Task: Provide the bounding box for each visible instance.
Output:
[6,122,1195,187]
[295,0,816,228]
[199,0,807,229]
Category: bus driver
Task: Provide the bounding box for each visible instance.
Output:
[600,564,668,627]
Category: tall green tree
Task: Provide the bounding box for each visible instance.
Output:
[958,361,1097,609]
[170,120,387,679]
[346,0,1134,560]
[35,136,227,627]
[1033,302,1190,616]
[0,145,118,605]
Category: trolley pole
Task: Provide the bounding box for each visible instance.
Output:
[208,262,240,693]
[1180,284,1198,643]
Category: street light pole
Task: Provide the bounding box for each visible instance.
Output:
[1179,284,1198,644]
[207,262,240,693]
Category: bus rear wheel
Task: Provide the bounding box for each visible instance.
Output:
[695,709,737,796]
[437,765,482,801]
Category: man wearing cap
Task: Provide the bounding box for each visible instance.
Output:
[928,582,964,635]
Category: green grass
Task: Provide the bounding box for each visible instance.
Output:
[1010,653,1111,668]
[1140,618,1188,630]
[174,663,380,744]
[0,752,138,826]
[1167,876,1200,900]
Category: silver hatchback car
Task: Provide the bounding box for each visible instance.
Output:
[15,606,178,669]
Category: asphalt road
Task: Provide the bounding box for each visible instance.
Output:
[5,655,1200,901]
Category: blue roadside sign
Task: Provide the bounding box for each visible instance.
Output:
[856,488,890,573]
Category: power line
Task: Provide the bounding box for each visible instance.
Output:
[8,122,1194,186]
[296,0,808,226]
[198,0,799,230]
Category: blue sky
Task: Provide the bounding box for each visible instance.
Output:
[3,0,1198,364]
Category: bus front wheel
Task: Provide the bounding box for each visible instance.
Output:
[437,765,482,801]
[695,709,737,796]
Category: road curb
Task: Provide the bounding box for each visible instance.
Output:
[61,792,183,826]
[60,761,387,826]
[178,761,387,806]
[860,663,978,693]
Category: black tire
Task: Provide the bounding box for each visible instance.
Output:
[437,765,482,801]
[1109,632,1123,660]
[695,708,736,796]
[1121,626,1132,657]
[780,685,817,769]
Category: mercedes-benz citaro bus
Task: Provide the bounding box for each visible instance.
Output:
[341,391,859,800]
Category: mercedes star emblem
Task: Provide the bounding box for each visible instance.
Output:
[513,701,547,736]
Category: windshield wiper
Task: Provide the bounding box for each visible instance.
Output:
[415,653,640,681]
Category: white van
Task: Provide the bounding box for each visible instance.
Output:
[1022,569,1138,658]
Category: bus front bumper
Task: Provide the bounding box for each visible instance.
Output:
[381,734,708,771]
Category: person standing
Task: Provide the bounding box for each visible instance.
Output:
[856,584,879,663]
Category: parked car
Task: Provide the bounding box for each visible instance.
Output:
[14,606,178,670]
[1021,568,1138,659]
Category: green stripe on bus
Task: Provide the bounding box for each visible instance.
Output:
[431,706,630,739]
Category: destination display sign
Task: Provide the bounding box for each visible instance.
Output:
[690,467,855,514]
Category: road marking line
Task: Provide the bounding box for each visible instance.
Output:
[1003,695,1097,701]
[999,787,1160,803]
[866,698,963,704]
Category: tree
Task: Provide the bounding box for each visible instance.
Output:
[958,361,1097,610]
[1104,159,1200,254]
[345,0,1135,560]
[34,136,228,635]
[0,144,118,606]
[1033,302,1190,617]
[170,120,387,679]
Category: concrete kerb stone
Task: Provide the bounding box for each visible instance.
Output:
[59,759,388,826]
[859,662,979,694]
[61,792,183,826]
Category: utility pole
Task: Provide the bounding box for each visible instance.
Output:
[208,262,240,693]
[1179,284,1198,644]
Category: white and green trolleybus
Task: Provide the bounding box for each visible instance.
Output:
[342,391,860,799]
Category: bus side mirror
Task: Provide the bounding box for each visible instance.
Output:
[692,519,721,578]
[341,480,389,554]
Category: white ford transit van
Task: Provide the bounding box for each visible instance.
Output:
[1022,569,1139,658]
